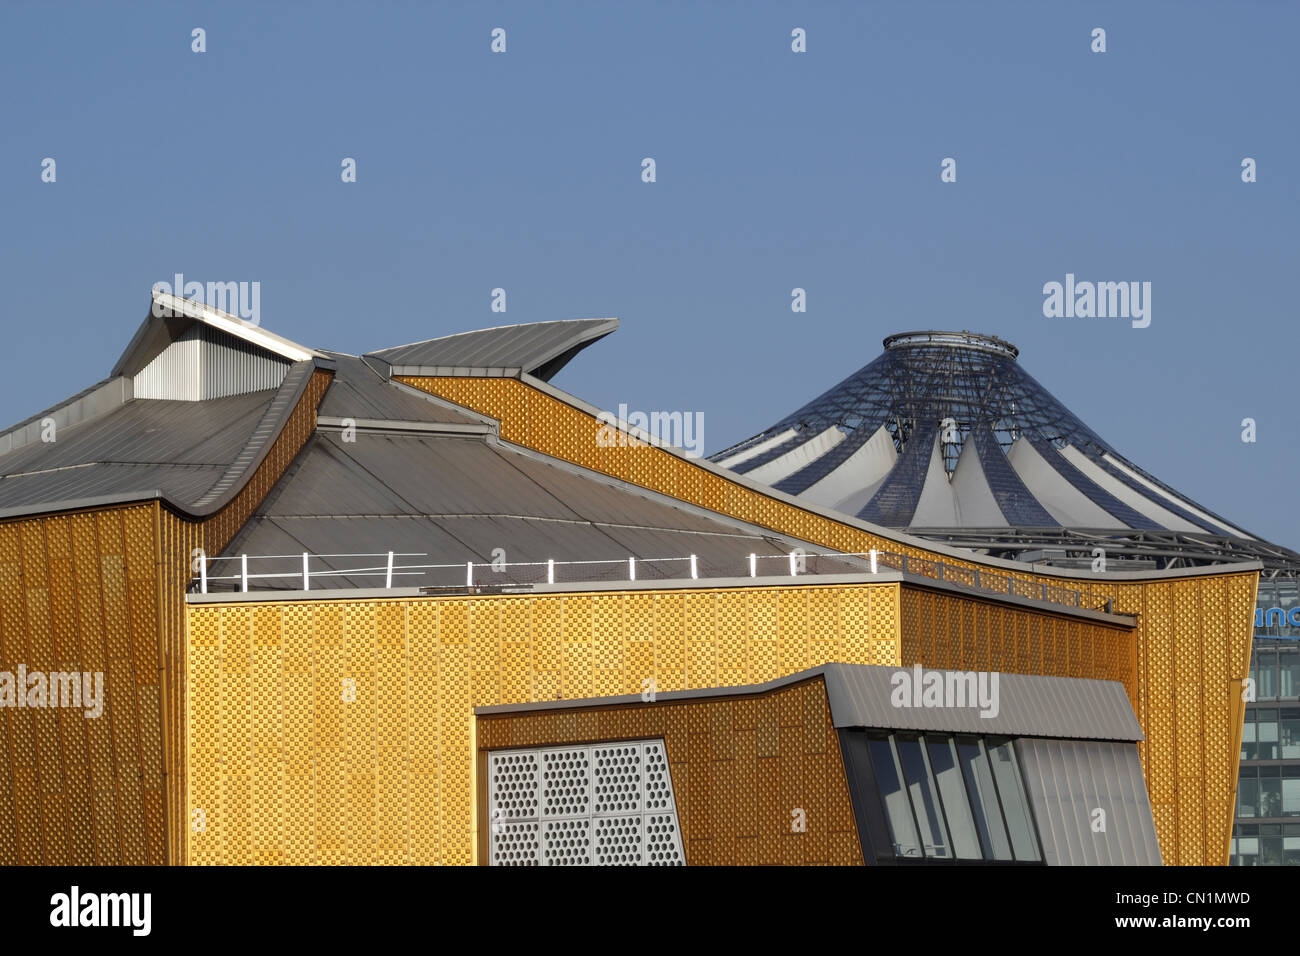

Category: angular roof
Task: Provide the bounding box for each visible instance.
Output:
[477,662,1144,742]
[0,292,821,582]
[315,351,487,425]
[221,423,833,589]
[0,361,320,519]
[365,317,618,381]
[112,290,323,377]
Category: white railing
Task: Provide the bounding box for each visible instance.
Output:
[192,548,1096,610]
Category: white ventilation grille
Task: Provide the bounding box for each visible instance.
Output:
[488,739,684,866]
[541,748,591,817]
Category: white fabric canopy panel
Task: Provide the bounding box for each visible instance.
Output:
[1006,437,1125,528]
[745,425,845,486]
[1058,445,1201,533]
[1100,452,1254,540]
[714,428,799,470]
[910,435,959,528]
[950,437,1008,527]
[801,424,898,509]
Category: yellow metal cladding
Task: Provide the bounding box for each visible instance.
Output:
[477,676,864,865]
[899,588,1134,695]
[158,507,202,866]
[0,504,166,864]
[162,365,332,865]
[396,374,1257,865]
[185,582,901,864]
[0,366,332,867]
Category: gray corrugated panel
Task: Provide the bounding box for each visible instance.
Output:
[134,323,290,399]
[199,323,290,397]
[316,352,484,424]
[821,665,1143,741]
[0,355,318,517]
[500,452,751,532]
[0,377,133,456]
[331,433,587,519]
[0,390,274,476]
[257,438,421,517]
[0,462,225,510]
[0,390,278,512]
[365,318,618,379]
[1015,738,1161,865]
[218,425,807,587]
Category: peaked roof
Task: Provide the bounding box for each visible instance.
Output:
[365,317,619,381]
[711,330,1296,569]
[0,294,632,523]
[112,290,323,377]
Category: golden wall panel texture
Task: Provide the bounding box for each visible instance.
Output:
[0,505,164,864]
[0,367,330,866]
[185,584,899,864]
[396,374,1259,865]
[476,676,863,865]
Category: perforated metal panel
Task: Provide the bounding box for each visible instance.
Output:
[488,740,684,866]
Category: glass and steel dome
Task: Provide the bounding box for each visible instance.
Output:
[712,330,1299,571]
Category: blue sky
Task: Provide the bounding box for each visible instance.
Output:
[2,1,1297,546]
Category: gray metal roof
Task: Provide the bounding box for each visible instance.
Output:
[365,318,619,381]
[218,425,849,589]
[0,388,276,513]
[315,351,486,424]
[112,291,324,378]
[1015,737,1162,865]
[476,662,1143,743]
[821,664,1143,741]
[0,358,323,519]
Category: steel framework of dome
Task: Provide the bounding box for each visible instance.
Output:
[712,330,1300,575]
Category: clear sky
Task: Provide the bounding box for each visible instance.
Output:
[2,1,1296,547]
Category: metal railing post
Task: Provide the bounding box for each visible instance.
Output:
[547,559,555,584]
[749,553,757,577]
[466,561,473,587]
[690,554,698,580]
[869,549,878,574]
[241,554,248,593]
[789,552,798,576]
[386,551,394,589]
[302,552,309,590]
[628,557,636,581]
[200,554,207,594]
